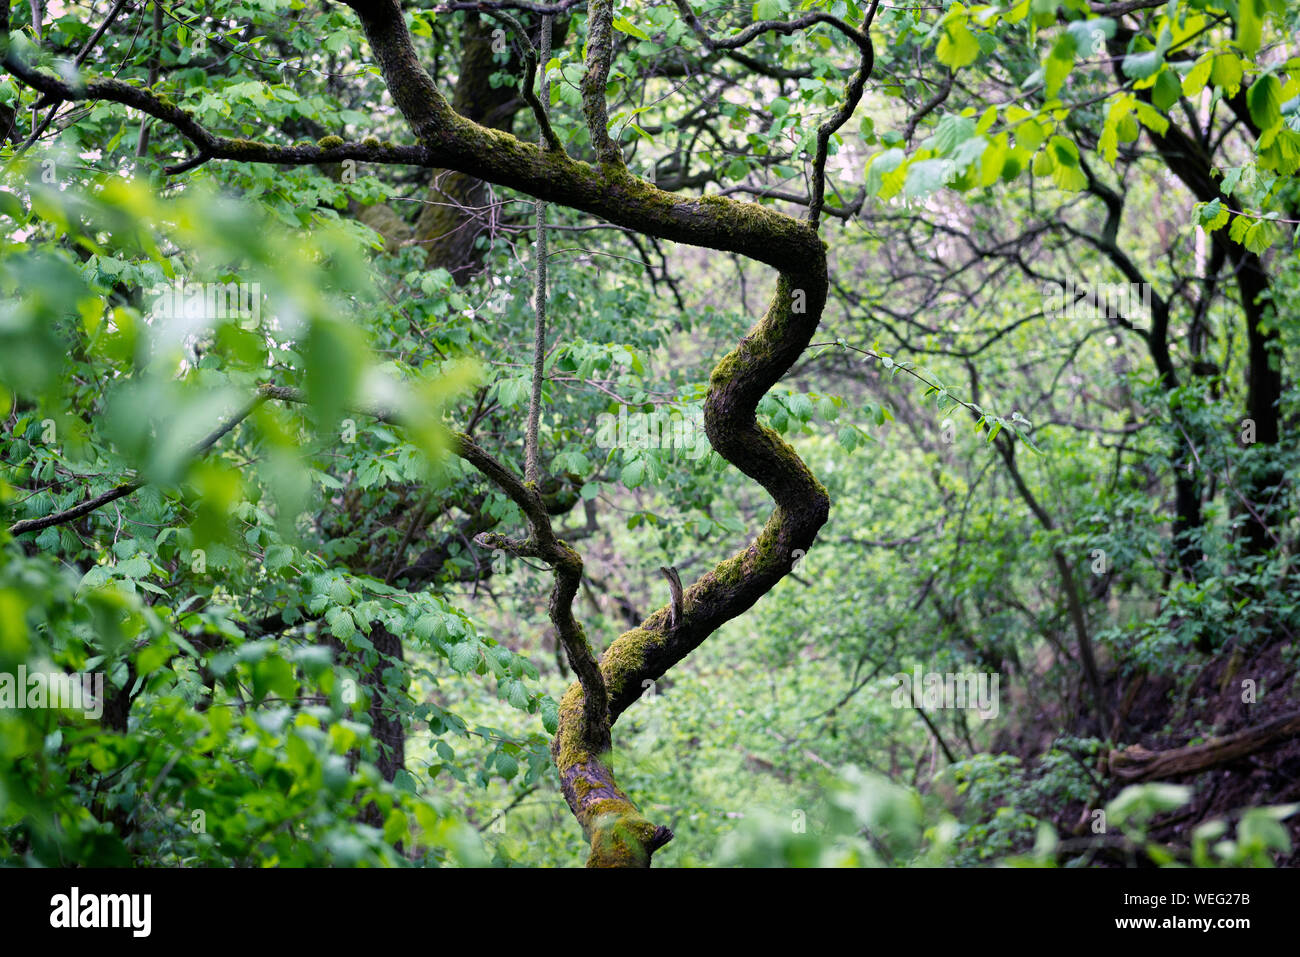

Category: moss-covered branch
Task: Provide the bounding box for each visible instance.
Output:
[451,434,610,745]
[339,0,846,866]
[579,0,620,165]
[338,0,823,273]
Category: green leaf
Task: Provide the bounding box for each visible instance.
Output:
[541,698,560,734]
[414,613,440,641]
[1229,213,1252,245]
[1100,95,1135,165]
[1210,54,1244,96]
[327,606,355,640]
[449,641,480,674]
[264,544,293,572]
[1241,219,1277,254]
[931,113,976,155]
[251,655,296,704]
[1107,783,1192,824]
[329,579,353,606]
[865,148,905,195]
[1044,33,1075,98]
[0,191,27,221]
[1131,101,1169,136]
[936,22,980,69]
[495,751,519,780]
[1121,50,1161,80]
[137,641,173,677]
[904,159,955,199]
[621,458,646,488]
[1198,198,1229,232]
[1017,118,1046,153]
[507,680,529,710]
[1151,69,1181,112]
[1049,135,1080,168]
[978,137,1007,185]
[1247,74,1282,132]
[1236,0,1265,58]
[611,16,650,42]
[1182,56,1212,97]
[118,555,151,579]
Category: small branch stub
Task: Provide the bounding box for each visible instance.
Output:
[659,565,683,630]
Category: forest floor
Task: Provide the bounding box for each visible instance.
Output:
[1005,632,1300,865]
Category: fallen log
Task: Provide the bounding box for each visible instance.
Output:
[1107,709,1300,781]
